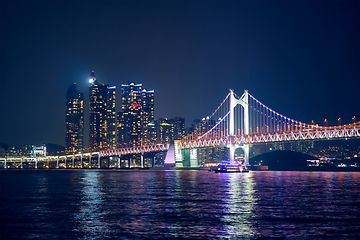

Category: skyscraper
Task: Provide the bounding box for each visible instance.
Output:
[65,83,84,153]
[89,71,116,151]
[107,86,117,149]
[171,117,185,140]
[156,118,173,144]
[117,83,154,148]
[155,117,185,144]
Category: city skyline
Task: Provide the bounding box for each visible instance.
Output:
[1,1,359,147]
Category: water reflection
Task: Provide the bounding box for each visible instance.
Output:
[73,171,109,239]
[250,171,360,238]
[218,173,257,238]
[2,170,359,239]
[148,170,259,238]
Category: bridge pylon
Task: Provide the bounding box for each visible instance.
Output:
[229,89,249,165]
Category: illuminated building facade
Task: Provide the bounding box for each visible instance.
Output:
[156,118,173,144]
[107,86,117,149]
[4,144,47,157]
[197,146,228,166]
[172,117,185,140]
[65,83,84,153]
[154,117,185,144]
[31,144,47,157]
[147,122,157,144]
[117,83,154,148]
[89,71,116,151]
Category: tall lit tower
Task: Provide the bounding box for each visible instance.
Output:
[117,82,154,147]
[89,71,116,151]
[107,85,117,149]
[65,83,84,153]
[172,117,185,140]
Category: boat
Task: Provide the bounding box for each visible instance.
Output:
[214,161,249,173]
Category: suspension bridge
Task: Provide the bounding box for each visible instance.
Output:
[1,90,359,169]
[173,90,360,167]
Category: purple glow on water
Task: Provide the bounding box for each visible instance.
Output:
[0,170,359,239]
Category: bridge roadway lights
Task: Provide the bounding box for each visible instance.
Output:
[4,121,358,169]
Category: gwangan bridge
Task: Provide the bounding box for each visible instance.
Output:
[1,90,359,169]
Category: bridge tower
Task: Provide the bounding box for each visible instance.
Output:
[229,89,249,165]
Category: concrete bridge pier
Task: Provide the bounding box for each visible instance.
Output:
[190,149,198,167]
[173,141,198,168]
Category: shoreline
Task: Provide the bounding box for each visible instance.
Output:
[1,167,360,172]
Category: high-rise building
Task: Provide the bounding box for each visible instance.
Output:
[65,83,84,153]
[156,118,173,144]
[188,118,215,139]
[154,117,185,144]
[147,122,157,144]
[107,86,117,149]
[171,117,185,140]
[117,82,154,148]
[89,71,116,151]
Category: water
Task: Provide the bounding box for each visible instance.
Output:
[1,170,359,239]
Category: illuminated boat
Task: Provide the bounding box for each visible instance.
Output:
[214,161,249,173]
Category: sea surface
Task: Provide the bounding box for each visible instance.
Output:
[0,170,359,239]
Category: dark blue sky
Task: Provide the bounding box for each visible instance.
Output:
[1,1,359,147]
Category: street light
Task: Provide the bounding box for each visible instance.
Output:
[324,119,327,127]
[352,116,356,124]
[338,117,341,126]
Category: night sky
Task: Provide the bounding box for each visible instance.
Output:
[0,1,359,147]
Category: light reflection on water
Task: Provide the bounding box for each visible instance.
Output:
[73,171,109,239]
[1,170,360,239]
[221,173,257,238]
[250,171,360,238]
